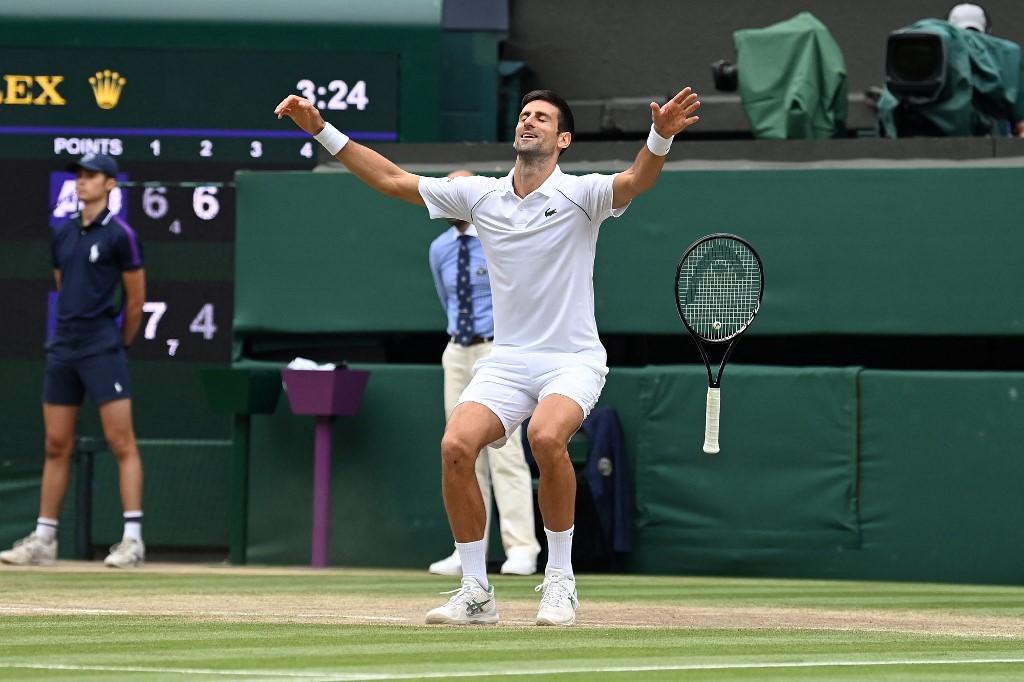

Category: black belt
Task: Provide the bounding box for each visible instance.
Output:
[451,335,493,347]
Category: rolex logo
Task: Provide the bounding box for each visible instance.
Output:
[89,70,126,110]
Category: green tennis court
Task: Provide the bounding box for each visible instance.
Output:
[2,564,1023,681]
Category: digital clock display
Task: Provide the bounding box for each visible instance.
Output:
[0,46,399,163]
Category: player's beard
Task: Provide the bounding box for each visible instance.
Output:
[514,136,554,166]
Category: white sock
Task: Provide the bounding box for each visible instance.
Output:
[544,526,574,579]
[455,538,488,590]
[123,511,143,542]
[35,517,58,542]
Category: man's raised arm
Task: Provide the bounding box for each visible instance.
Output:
[275,95,425,206]
[611,87,701,209]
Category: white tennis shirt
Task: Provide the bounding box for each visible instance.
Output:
[419,166,628,359]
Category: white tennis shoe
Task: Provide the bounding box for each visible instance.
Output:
[104,537,145,568]
[500,547,538,575]
[0,533,57,566]
[428,549,462,576]
[535,568,578,626]
[425,577,499,625]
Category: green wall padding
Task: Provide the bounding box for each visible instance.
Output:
[244,363,862,571]
[235,166,1024,338]
[90,441,231,548]
[246,364,450,566]
[0,477,43,548]
[0,361,47,476]
[6,358,1024,585]
[855,371,1024,584]
[0,359,230,552]
[623,366,861,574]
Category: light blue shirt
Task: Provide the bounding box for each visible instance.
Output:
[428,224,494,338]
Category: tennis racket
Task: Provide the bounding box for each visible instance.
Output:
[674,233,764,454]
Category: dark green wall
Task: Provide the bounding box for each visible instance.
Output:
[3,358,1022,583]
[854,371,1024,584]
[237,363,1024,585]
[227,164,1024,582]
[235,166,1024,336]
[0,360,230,552]
[4,163,1023,585]
[246,364,449,566]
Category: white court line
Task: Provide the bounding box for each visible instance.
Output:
[2,658,1024,680]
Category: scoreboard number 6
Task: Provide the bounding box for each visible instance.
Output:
[192,187,220,220]
[142,186,220,221]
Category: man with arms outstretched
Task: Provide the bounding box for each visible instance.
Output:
[275,87,700,625]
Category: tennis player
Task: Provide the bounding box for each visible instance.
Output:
[275,86,700,625]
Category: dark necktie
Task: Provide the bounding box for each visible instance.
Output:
[455,235,475,345]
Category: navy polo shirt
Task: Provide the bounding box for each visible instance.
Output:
[51,208,143,324]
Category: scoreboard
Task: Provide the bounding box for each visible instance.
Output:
[5,161,243,364]
[0,2,446,374]
[0,44,401,364]
[0,46,399,163]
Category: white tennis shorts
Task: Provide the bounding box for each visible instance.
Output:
[456,350,609,448]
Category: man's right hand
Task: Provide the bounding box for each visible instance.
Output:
[274,95,326,135]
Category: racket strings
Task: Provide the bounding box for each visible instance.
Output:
[677,239,761,341]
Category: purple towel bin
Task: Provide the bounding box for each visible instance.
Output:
[280,368,371,567]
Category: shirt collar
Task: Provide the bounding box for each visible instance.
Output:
[448,223,479,240]
[499,165,564,198]
[78,207,112,229]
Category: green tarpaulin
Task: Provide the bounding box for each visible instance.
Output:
[735,12,847,139]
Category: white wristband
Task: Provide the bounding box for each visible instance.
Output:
[646,124,673,156]
[314,122,350,156]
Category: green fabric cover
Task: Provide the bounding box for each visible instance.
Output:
[735,12,847,139]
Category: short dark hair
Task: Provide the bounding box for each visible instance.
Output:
[520,89,575,137]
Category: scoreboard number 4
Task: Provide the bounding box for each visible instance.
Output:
[189,303,218,339]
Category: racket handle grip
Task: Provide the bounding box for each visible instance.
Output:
[703,387,720,454]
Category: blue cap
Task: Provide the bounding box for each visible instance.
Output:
[67,153,119,177]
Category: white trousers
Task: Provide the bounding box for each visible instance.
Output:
[443,340,541,557]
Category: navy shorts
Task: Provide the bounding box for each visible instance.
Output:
[43,348,132,406]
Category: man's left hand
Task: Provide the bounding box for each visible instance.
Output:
[650,87,701,138]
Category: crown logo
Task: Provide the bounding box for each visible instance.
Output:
[89,70,126,110]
